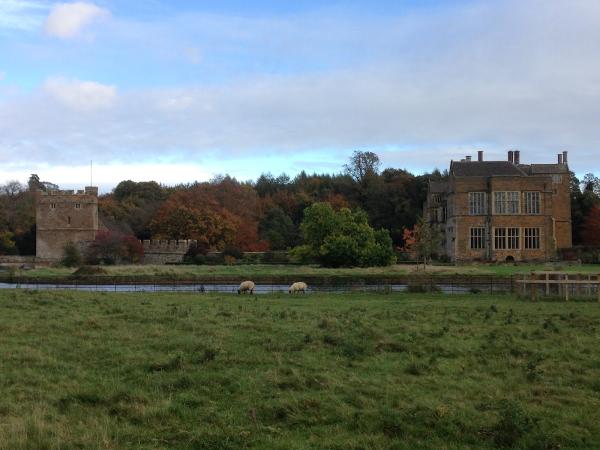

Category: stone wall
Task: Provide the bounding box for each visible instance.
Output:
[141,240,195,265]
[0,255,36,267]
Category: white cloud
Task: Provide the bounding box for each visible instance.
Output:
[0,0,48,32]
[44,1,109,39]
[43,77,117,111]
[1,0,600,185]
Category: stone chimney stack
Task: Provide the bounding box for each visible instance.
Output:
[508,150,514,163]
[514,150,520,165]
[562,151,568,164]
[465,155,472,162]
[558,154,563,164]
[477,150,483,162]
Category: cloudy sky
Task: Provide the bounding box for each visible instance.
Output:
[0,0,598,191]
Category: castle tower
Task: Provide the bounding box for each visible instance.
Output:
[35,186,99,261]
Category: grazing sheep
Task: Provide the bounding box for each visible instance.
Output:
[288,281,308,294]
[238,280,255,294]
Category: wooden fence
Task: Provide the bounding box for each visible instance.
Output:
[516,272,600,302]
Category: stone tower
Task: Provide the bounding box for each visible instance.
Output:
[35,186,99,262]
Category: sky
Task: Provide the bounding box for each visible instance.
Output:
[0,0,599,192]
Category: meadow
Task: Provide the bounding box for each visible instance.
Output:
[0,290,599,449]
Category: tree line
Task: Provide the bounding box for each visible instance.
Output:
[1,152,599,262]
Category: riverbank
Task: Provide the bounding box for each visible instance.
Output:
[0,262,597,285]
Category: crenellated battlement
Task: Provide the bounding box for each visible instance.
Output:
[39,186,98,197]
[141,239,195,253]
[141,239,195,264]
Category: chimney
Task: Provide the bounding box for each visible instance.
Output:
[465,155,472,162]
[562,151,568,164]
[477,150,483,162]
[508,150,514,163]
[558,154,563,164]
[514,150,520,165]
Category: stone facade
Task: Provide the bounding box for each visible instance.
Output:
[35,187,99,262]
[426,151,572,262]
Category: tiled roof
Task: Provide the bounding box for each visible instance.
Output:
[525,164,569,174]
[429,181,449,193]
[451,161,526,177]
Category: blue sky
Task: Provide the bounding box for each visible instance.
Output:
[0,0,599,191]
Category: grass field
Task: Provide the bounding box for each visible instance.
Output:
[4,262,600,282]
[1,290,599,449]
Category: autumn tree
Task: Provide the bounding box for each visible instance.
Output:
[85,231,144,265]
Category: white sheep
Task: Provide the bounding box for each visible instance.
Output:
[288,281,308,294]
[238,280,255,294]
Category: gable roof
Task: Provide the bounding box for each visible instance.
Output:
[450,161,526,177]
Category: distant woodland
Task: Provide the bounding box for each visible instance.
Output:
[1,152,600,257]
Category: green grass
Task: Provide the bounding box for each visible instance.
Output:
[5,262,600,282]
[0,291,599,449]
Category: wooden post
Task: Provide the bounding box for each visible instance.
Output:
[597,274,600,303]
[531,272,536,302]
[565,274,569,302]
[576,274,581,297]
[545,272,550,296]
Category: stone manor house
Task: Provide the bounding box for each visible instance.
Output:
[425,150,572,262]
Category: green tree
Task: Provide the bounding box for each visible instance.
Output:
[258,207,297,250]
[296,202,395,267]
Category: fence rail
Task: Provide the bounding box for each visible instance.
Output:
[516,272,600,302]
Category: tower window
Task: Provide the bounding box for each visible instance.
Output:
[75,203,81,209]
[67,216,71,225]
[50,203,56,209]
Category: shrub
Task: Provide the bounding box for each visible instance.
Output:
[85,231,144,265]
[223,255,237,265]
[61,241,82,267]
[184,240,210,258]
[222,244,243,259]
